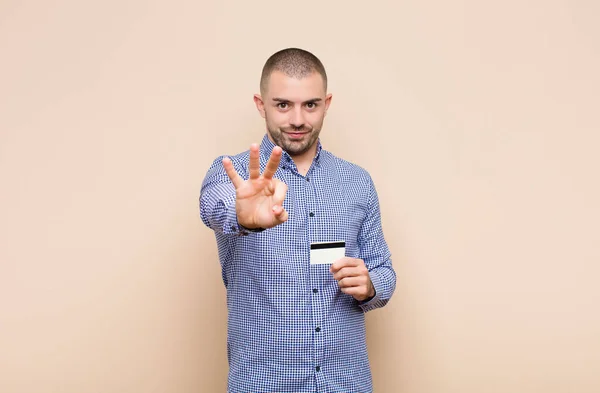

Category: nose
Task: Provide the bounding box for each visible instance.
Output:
[289,107,305,129]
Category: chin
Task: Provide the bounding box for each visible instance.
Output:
[285,142,313,155]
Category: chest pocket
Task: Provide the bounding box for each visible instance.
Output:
[311,177,368,258]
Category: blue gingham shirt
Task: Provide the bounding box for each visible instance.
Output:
[200,135,396,393]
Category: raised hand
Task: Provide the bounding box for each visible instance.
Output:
[222,143,289,230]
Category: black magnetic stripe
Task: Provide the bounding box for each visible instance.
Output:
[310,241,346,250]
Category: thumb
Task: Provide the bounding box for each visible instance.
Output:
[272,205,289,223]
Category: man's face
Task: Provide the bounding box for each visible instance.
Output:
[255,71,332,157]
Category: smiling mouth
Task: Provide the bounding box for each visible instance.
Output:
[284,131,308,139]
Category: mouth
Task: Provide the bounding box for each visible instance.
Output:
[284,131,309,140]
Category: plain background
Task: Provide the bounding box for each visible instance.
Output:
[1,1,599,392]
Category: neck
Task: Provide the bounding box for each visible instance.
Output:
[266,133,318,176]
[291,143,318,176]
[292,154,314,176]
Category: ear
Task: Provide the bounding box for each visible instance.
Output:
[254,94,266,118]
[324,93,332,116]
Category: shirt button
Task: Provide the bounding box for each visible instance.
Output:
[309,212,315,217]
[315,366,321,372]
[231,226,237,231]
[315,327,321,332]
[312,288,318,293]
[306,177,310,182]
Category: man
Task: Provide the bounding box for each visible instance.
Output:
[200,48,396,393]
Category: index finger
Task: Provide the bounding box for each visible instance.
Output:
[262,146,283,180]
[249,143,260,180]
[222,157,244,188]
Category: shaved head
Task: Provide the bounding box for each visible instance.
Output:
[260,48,327,95]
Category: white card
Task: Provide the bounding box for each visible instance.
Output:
[310,241,346,265]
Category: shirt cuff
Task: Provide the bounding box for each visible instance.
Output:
[221,194,245,236]
[221,194,265,236]
[358,270,385,312]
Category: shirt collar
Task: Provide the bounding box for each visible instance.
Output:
[259,134,323,169]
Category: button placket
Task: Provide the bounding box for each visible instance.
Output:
[304,166,325,381]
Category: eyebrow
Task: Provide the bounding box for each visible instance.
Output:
[272,97,322,104]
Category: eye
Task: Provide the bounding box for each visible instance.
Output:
[277,103,289,110]
[306,102,318,109]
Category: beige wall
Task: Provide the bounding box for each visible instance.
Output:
[1,1,599,392]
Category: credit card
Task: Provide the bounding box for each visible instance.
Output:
[310,241,346,265]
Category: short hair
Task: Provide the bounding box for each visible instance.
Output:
[260,48,328,95]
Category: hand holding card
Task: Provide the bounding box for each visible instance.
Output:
[330,257,375,302]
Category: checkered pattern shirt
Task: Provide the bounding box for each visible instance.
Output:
[200,134,396,393]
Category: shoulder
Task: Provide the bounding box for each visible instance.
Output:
[206,148,251,172]
[201,148,252,186]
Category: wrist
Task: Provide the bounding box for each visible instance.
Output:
[239,223,265,233]
[363,281,376,302]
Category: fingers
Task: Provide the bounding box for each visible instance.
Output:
[249,144,260,180]
[332,266,365,281]
[340,286,369,299]
[262,146,282,180]
[272,204,289,223]
[336,272,374,301]
[330,257,373,301]
[330,257,361,274]
[337,276,368,288]
[222,157,243,188]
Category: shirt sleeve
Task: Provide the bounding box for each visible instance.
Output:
[357,175,397,312]
[199,156,254,237]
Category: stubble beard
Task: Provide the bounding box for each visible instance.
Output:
[265,115,322,157]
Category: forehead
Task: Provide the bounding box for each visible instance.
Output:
[265,70,326,100]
